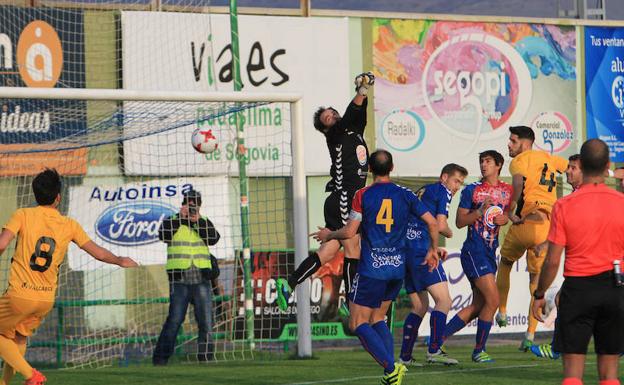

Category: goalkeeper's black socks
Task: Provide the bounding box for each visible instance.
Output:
[288,253,321,288]
[343,257,359,294]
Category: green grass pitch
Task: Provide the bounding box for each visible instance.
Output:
[27,344,622,385]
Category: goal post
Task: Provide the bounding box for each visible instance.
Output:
[0,86,312,364]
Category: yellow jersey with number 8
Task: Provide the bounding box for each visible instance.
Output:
[509,149,568,217]
[3,206,91,302]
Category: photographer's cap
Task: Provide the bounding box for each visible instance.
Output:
[182,189,202,206]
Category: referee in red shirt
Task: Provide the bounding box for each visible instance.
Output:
[532,139,624,385]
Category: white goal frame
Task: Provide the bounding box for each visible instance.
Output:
[0,87,313,358]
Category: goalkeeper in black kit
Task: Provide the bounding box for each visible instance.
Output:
[276,72,375,316]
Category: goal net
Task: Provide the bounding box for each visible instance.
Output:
[0,86,306,368]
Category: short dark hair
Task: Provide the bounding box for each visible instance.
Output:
[479,150,505,174]
[580,139,609,177]
[313,107,338,133]
[182,189,202,206]
[440,163,468,178]
[568,154,580,162]
[32,168,62,205]
[509,125,535,143]
[369,150,393,177]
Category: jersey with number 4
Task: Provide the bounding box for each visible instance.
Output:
[3,206,91,302]
[407,182,451,258]
[350,182,429,280]
[510,149,567,217]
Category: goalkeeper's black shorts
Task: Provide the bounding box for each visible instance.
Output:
[323,189,356,231]
[554,270,624,355]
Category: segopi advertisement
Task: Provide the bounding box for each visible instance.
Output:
[67,176,239,271]
[0,6,87,176]
[373,20,578,176]
[585,27,624,161]
[121,12,350,176]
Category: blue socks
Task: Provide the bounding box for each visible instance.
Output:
[429,311,447,353]
[400,313,422,361]
[474,319,492,354]
[372,321,394,362]
[443,314,467,340]
[355,323,395,373]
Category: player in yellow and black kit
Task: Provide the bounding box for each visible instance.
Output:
[0,169,138,385]
[495,126,568,352]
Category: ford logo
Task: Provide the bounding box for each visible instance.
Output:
[95,201,176,246]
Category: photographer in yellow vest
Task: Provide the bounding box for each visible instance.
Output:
[153,189,220,365]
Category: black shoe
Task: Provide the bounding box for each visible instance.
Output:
[197,353,214,362]
[152,359,168,366]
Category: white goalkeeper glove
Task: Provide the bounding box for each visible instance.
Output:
[354,71,375,96]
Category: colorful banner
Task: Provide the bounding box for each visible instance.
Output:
[121,12,350,176]
[373,20,578,176]
[232,249,560,340]
[0,6,87,176]
[585,27,624,161]
[67,176,239,271]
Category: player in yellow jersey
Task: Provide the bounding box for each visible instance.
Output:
[495,126,568,351]
[0,169,138,385]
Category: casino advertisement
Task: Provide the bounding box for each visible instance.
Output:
[585,26,624,161]
[234,250,352,340]
[372,20,578,176]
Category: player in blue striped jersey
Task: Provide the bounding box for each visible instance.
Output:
[399,164,467,366]
[313,150,445,385]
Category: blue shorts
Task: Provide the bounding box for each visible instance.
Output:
[405,262,447,294]
[460,249,497,281]
[349,273,403,309]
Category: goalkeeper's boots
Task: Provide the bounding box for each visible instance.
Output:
[471,351,495,363]
[518,338,534,352]
[530,343,560,360]
[24,369,46,385]
[495,312,508,327]
[380,363,407,385]
[426,349,459,365]
[276,278,292,312]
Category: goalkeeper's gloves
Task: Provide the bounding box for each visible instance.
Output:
[354,71,375,96]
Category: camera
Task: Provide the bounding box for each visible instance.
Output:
[188,204,198,217]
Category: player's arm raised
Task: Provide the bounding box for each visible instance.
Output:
[311,218,360,243]
[81,241,139,268]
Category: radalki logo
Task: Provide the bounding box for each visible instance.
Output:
[422,32,532,146]
[380,109,425,152]
[95,201,176,246]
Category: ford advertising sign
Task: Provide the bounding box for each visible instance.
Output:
[95,201,176,246]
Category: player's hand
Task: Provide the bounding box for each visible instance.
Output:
[422,248,439,272]
[493,213,509,226]
[532,241,548,257]
[437,247,448,261]
[508,212,524,225]
[354,71,375,96]
[118,257,139,268]
[310,227,332,243]
[532,297,546,322]
[189,213,200,223]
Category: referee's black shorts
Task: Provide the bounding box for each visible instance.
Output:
[554,270,624,355]
[324,189,356,231]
